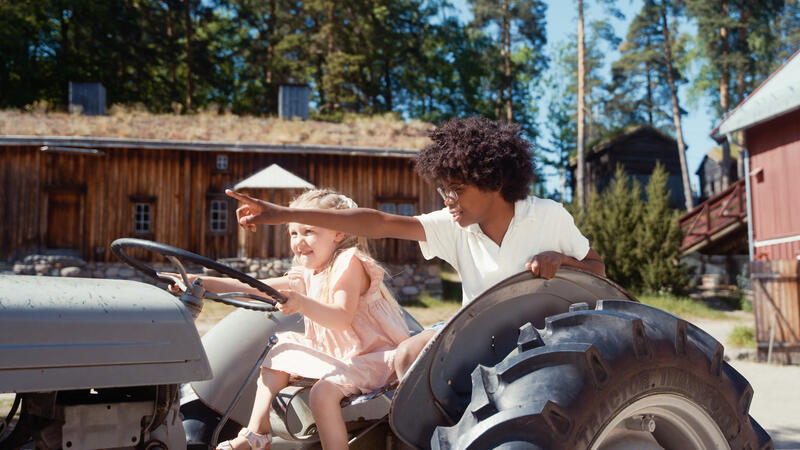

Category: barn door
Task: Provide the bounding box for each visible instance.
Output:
[46,188,85,250]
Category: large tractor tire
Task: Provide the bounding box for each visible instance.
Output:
[431,300,773,450]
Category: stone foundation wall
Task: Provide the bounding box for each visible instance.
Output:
[7,254,442,303]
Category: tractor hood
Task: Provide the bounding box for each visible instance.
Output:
[389,268,636,449]
[0,275,211,393]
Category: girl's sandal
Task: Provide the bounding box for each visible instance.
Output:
[216,428,271,450]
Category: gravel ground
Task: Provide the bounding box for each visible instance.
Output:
[692,316,800,450]
[727,360,800,449]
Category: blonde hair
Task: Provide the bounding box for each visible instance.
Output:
[288,188,401,310]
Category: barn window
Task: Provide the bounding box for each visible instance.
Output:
[378,199,416,217]
[133,203,152,234]
[379,203,396,214]
[397,203,415,216]
[216,154,229,171]
[209,199,228,232]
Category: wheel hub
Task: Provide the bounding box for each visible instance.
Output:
[592,393,729,450]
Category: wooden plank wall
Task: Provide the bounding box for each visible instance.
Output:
[0,146,439,264]
[0,147,42,259]
[746,107,800,260]
[751,259,800,362]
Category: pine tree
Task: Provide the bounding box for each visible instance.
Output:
[774,0,800,62]
[576,0,587,208]
[654,0,693,209]
[575,166,644,288]
[685,0,785,118]
[637,163,690,293]
[468,0,547,122]
[605,5,673,129]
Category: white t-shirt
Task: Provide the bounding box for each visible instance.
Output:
[416,196,590,305]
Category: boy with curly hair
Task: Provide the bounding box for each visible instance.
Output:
[227,116,604,378]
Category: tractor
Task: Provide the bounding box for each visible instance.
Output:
[0,239,772,449]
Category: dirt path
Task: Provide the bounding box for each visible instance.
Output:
[727,360,800,449]
[692,315,800,449]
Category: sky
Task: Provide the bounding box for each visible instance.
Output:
[449,0,720,195]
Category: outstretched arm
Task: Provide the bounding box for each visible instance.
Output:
[226,189,426,241]
[525,248,606,280]
[167,273,291,295]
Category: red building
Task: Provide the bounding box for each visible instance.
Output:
[712,49,800,362]
[713,50,800,261]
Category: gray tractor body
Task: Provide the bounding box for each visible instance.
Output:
[0,275,212,449]
[0,275,211,392]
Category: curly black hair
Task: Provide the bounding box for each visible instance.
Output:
[414,116,534,202]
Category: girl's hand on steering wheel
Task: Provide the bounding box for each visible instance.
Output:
[276,289,305,315]
[162,272,198,294]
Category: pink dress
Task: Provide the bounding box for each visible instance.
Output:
[261,248,410,396]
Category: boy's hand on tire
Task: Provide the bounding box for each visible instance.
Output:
[526,251,565,280]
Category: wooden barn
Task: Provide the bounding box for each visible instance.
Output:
[568,125,687,209]
[712,49,800,362]
[0,117,440,265]
[695,146,741,203]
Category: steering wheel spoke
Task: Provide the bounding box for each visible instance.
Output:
[166,255,193,287]
[156,271,188,293]
[111,238,286,312]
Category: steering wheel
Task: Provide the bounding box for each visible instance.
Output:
[111,238,286,312]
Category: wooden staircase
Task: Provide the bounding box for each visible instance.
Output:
[679,178,747,255]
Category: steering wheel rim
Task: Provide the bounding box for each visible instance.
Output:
[111,238,287,311]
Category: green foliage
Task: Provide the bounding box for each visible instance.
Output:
[585,166,644,287]
[573,164,690,293]
[728,325,756,349]
[604,1,687,131]
[0,0,548,142]
[637,163,690,293]
[684,0,788,117]
[637,294,727,320]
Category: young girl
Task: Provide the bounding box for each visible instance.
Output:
[201,189,410,450]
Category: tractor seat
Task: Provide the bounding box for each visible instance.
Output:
[286,375,399,407]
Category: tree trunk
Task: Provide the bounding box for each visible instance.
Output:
[326,3,335,113]
[316,57,326,111]
[184,0,193,111]
[660,3,694,210]
[384,60,393,112]
[166,2,176,87]
[646,34,653,125]
[266,0,276,84]
[503,0,512,122]
[719,1,729,115]
[576,0,586,208]
[736,8,750,104]
[60,8,70,86]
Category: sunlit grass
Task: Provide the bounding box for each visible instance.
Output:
[728,325,756,349]
[637,294,730,320]
[402,293,461,327]
[0,108,431,149]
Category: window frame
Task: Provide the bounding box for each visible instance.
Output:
[129,195,156,237]
[215,154,229,171]
[376,196,417,217]
[209,198,230,233]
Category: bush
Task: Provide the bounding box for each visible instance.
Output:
[636,164,690,294]
[728,326,756,349]
[572,164,690,293]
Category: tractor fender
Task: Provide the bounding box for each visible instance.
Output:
[389,268,636,449]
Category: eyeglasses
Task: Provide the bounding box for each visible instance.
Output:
[436,184,463,203]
